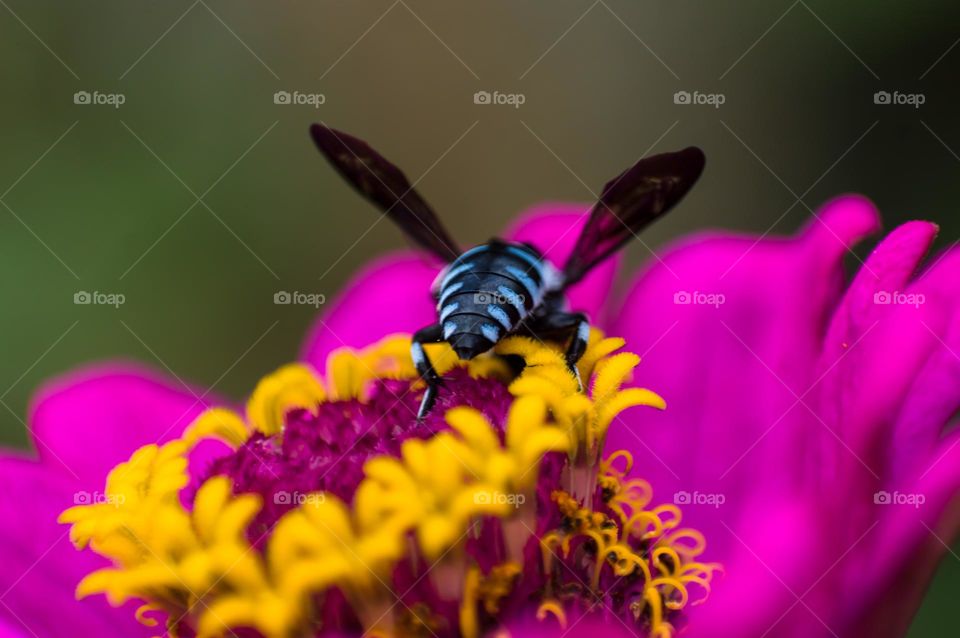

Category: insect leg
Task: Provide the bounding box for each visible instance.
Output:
[527,311,590,390]
[411,323,445,421]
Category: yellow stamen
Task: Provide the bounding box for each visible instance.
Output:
[460,565,481,638]
[477,562,521,615]
[134,603,161,627]
[536,599,568,629]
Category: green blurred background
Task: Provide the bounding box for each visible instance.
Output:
[1,1,958,633]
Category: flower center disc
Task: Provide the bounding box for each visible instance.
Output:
[60,333,719,638]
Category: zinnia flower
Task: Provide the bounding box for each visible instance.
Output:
[0,196,957,638]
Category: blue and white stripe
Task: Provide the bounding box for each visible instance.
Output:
[496,285,526,315]
[480,323,500,343]
[505,265,541,303]
[438,281,464,306]
[439,302,460,322]
[439,261,474,289]
[506,245,544,270]
[432,241,566,353]
[487,305,512,330]
[443,321,458,339]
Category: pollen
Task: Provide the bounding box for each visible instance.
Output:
[60,330,719,637]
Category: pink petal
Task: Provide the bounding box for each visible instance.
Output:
[0,455,144,638]
[842,242,960,633]
[299,252,439,369]
[889,248,960,481]
[815,220,939,477]
[607,195,879,559]
[685,502,824,638]
[844,430,960,637]
[29,362,222,486]
[802,226,959,635]
[0,619,29,638]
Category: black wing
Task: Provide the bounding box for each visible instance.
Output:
[310,124,460,262]
[563,146,705,285]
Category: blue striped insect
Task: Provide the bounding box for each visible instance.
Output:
[311,124,705,419]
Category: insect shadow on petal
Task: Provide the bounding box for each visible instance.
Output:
[310,124,705,419]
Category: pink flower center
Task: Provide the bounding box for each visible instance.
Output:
[202,370,512,542]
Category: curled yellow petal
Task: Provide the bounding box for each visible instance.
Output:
[246,363,326,435]
[183,408,249,448]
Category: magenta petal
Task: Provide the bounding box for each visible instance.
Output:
[845,247,960,633]
[845,430,960,637]
[606,195,879,558]
[866,243,960,482]
[819,220,938,369]
[889,250,960,481]
[504,204,620,321]
[29,363,220,486]
[816,221,940,471]
[299,252,440,369]
[686,503,823,638]
[0,619,29,638]
[0,456,144,638]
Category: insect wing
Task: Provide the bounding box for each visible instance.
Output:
[310,124,460,262]
[563,146,705,285]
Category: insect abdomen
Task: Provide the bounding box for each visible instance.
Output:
[436,242,548,360]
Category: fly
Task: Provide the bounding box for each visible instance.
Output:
[310,124,705,419]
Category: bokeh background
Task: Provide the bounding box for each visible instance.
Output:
[1,1,958,633]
